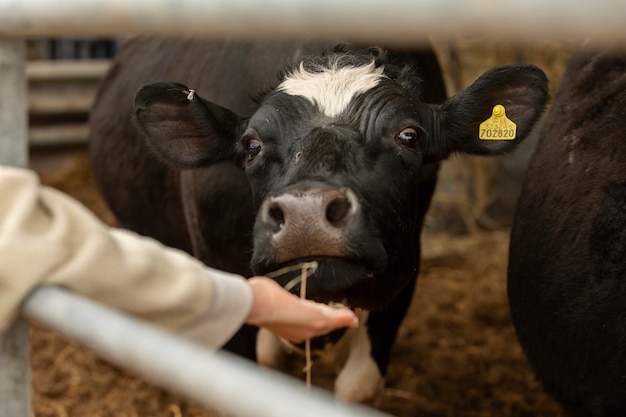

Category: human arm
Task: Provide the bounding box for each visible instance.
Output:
[0,165,357,347]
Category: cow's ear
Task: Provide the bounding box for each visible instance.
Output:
[134,82,242,168]
[423,64,548,161]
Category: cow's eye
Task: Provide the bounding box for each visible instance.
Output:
[397,127,419,147]
[245,137,263,160]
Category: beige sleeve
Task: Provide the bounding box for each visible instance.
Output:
[0,166,252,348]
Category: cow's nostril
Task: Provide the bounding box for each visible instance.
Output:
[268,204,285,228]
[326,197,351,226]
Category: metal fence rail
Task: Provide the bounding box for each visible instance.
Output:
[1,0,626,45]
[21,286,391,417]
[0,39,30,417]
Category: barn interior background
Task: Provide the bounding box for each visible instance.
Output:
[19,35,574,417]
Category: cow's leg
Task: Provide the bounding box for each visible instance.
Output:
[259,310,384,404]
[224,325,258,361]
[370,273,417,377]
[335,273,417,403]
[256,327,289,368]
[334,310,384,403]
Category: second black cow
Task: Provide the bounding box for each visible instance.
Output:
[508,47,626,417]
[89,38,548,402]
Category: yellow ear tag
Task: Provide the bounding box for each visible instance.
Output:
[479,104,516,140]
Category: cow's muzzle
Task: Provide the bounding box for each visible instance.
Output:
[257,186,360,264]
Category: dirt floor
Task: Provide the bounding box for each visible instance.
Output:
[27,149,567,417]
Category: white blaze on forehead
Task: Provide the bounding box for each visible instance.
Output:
[278,61,386,117]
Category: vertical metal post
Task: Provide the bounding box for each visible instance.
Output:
[0,38,32,417]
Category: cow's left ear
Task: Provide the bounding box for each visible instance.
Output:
[134,82,243,168]
[423,64,548,161]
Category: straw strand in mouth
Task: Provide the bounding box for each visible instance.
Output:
[266,261,318,388]
[300,263,312,388]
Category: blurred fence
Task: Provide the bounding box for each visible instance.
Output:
[1,0,625,45]
[1,1,626,416]
[27,57,111,147]
[19,286,391,417]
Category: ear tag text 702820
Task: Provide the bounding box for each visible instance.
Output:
[479,104,516,140]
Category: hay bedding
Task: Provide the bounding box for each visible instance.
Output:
[28,151,566,417]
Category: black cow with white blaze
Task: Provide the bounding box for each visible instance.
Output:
[90,38,548,403]
[508,47,626,417]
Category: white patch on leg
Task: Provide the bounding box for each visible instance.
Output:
[334,312,384,403]
[278,61,385,117]
[256,328,286,369]
[257,310,383,404]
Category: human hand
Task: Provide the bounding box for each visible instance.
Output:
[244,276,359,343]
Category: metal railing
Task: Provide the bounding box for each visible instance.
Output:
[0,0,626,43]
[0,38,30,417]
[1,0,626,45]
[20,286,390,417]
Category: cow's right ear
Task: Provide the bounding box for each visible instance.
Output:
[134,82,242,168]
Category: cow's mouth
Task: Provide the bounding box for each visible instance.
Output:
[264,257,373,351]
[283,325,350,353]
[262,256,381,307]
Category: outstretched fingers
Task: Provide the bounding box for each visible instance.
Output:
[245,277,359,343]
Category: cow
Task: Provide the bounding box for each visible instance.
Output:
[89,37,548,403]
[508,47,626,417]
